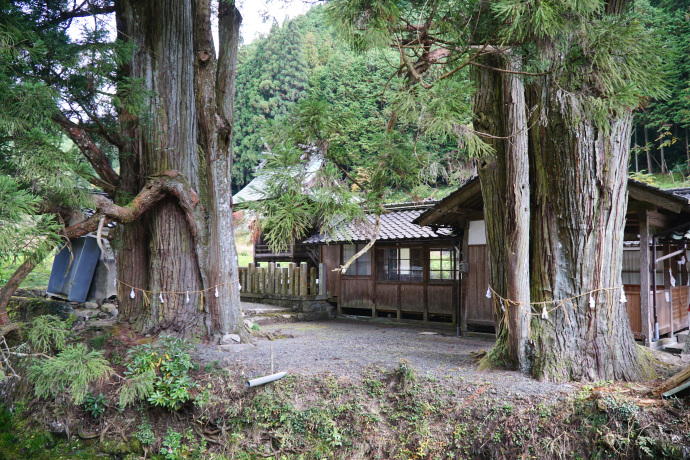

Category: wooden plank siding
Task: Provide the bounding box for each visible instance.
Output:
[465,245,494,326]
[326,240,460,323]
[321,244,340,298]
[624,285,642,339]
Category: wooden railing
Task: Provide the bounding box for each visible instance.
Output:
[239,262,325,297]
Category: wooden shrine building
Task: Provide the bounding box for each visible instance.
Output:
[306,202,462,324]
[414,177,690,345]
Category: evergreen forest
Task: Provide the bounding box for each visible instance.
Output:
[233,2,690,196]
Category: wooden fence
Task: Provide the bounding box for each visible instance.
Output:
[239,262,325,297]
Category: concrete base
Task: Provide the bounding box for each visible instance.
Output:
[240,293,334,320]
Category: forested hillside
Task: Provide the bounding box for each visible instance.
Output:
[232,5,464,196]
[234,1,690,192]
[632,0,690,179]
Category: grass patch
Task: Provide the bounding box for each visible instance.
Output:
[0,252,55,289]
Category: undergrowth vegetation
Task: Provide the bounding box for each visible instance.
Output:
[0,319,688,459]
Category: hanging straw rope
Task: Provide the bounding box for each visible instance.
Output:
[115,279,241,304]
[486,284,625,319]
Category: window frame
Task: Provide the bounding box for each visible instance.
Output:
[341,243,372,278]
[375,245,424,284]
[428,247,457,283]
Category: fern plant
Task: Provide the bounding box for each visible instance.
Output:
[28,315,68,353]
[28,344,112,405]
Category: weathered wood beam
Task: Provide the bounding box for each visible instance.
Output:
[638,209,653,346]
[628,186,686,214]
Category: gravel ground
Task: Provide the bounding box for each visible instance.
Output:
[195,317,579,401]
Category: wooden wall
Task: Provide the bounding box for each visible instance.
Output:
[624,285,642,339]
[464,245,493,326]
[321,244,340,298]
[328,240,459,322]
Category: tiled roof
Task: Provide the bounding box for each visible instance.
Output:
[304,209,454,244]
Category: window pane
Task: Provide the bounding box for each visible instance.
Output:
[357,246,371,276]
[400,247,410,276]
[430,250,441,261]
[377,259,388,281]
[430,271,441,280]
[410,268,423,282]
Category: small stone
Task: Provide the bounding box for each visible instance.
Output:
[109,308,119,317]
[84,302,99,310]
[101,303,117,313]
[221,333,241,344]
[244,319,256,329]
[72,309,95,321]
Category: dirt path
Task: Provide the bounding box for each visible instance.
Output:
[195,318,579,401]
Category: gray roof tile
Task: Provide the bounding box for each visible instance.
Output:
[304,209,454,244]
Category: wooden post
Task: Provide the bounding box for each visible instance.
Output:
[293,268,299,296]
[268,262,275,295]
[310,267,317,296]
[289,263,296,295]
[318,263,326,296]
[259,267,266,294]
[638,210,653,346]
[281,267,288,295]
[300,262,308,296]
[248,263,255,294]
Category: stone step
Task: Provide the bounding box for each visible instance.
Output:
[658,337,678,346]
[242,303,293,316]
[249,312,300,326]
[678,331,688,344]
[663,342,686,355]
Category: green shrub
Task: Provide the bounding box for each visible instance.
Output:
[28,315,68,353]
[28,344,112,405]
[133,420,155,446]
[119,336,198,411]
[83,392,107,418]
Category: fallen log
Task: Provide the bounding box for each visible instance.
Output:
[653,364,690,396]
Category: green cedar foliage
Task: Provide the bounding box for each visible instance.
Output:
[233,5,464,193]
[633,0,690,173]
[28,343,112,405]
[233,19,311,188]
[0,1,131,264]
[27,315,68,353]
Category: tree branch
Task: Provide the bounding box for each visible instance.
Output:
[52,113,120,195]
[335,215,381,274]
[39,4,116,29]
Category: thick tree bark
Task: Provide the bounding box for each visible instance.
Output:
[474,54,531,373]
[474,15,648,381]
[114,0,243,338]
[527,85,645,381]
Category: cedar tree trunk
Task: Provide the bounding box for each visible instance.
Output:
[474,9,649,381]
[114,0,243,338]
[527,83,645,381]
[474,54,532,373]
